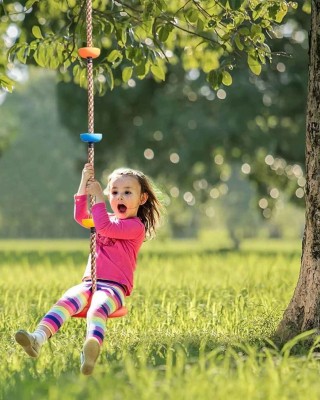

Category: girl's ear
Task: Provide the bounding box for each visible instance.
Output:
[140,192,148,205]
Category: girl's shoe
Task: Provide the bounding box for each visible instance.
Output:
[80,338,100,375]
[15,330,41,358]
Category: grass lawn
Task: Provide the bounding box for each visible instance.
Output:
[1,236,318,400]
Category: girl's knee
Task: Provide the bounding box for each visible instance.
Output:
[87,304,107,319]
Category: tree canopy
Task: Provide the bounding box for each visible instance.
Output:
[1,0,304,93]
[0,0,311,237]
[55,3,309,228]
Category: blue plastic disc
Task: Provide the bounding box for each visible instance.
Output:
[80,133,103,143]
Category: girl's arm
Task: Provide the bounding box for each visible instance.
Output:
[74,195,90,225]
[85,177,145,239]
[92,203,145,240]
[74,163,94,225]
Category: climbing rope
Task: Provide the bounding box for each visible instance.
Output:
[85,0,97,294]
[79,0,101,295]
[73,0,127,319]
[86,0,95,134]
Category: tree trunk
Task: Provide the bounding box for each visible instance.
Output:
[275,0,320,344]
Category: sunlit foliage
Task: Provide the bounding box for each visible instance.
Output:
[0,0,300,93]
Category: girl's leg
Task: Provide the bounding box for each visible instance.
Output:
[80,284,125,375]
[38,282,91,336]
[15,282,91,358]
[86,285,125,344]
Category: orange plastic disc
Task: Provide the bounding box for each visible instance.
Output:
[82,218,95,228]
[78,47,101,59]
[110,306,128,318]
[73,303,128,319]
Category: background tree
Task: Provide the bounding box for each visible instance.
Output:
[1,0,307,240]
[1,0,297,90]
[275,0,320,342]
[0,69,84,238]
[0,1,308,241]
[55,5,308,238]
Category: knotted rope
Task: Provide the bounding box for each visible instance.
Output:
[85,0,97,294]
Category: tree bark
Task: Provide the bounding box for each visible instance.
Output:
[275,0,320,344]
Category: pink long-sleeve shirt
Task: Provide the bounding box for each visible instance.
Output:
[74,195,145,296]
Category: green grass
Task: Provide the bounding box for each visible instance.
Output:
[1,237,319,400]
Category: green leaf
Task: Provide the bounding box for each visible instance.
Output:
[228,0,243,10]
[275,2,288,23]
[158,25,171,42]
[79,68,87,88]
[33,46,47,67]
[148,49,157,64]
[261,43,271,57]
[125,47,135,61]
[16,44,29,64]
[32,26,43,39]
[234,14,245,26]
[261,20,271,29]
[107,50,122,63]
[207,70,223,90]
[234,35,244,51]
[116,27,127,47]
[135,61,147,79]
[268,2,289,23]
[105,66,114,90]
[302,1,311,13]
[133,48,143,65]
[258,51,265,64]
[151,64,165,81]
[7,43,19,63]
[104,21,114,35]
[247,54,262,75]
[25,0,39,9]
[238,27,250,36]
[155,0,166,11]
[73,65,80,79]
[144,1,155,18]
[48,45,60,69]
[122,66,133,83]
[252,3,266,20]
[121,29,127,47]
[0,75,15,92]
[222,70,232,86]
[251,24,262,35]
[186,8,198,24]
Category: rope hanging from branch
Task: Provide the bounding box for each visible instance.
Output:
[73,0,127,319]
[86,0,97,294]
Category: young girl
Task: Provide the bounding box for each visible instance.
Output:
[15,163,162,375]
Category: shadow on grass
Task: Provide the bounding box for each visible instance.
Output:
[3,331,320,400]
[0,243,301,267]
[105,328,320,369]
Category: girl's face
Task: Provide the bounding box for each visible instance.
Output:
[108,175,148,219]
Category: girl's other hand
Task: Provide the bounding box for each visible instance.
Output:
[86,180,104,202]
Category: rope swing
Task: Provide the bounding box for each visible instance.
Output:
[73,0,127,319]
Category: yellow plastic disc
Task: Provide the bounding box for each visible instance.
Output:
[82,218,95,228]
[78,47,101,59]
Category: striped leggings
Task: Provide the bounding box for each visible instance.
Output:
[37,280,125,345]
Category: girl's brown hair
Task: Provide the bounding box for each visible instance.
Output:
[106,168,163,239]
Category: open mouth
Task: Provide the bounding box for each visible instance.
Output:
[117,204,127,214]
